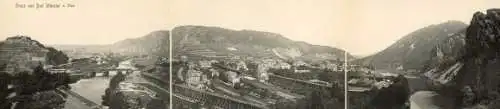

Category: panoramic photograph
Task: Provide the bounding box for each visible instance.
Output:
[165,0,348,109]
[10,0,500,109]
[344,1,500,109]
[0,0,172,109]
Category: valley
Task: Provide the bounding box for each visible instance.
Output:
[0,24,349,109]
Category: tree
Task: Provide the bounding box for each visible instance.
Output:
[0,64,12,109]
[2,64,72,109]
[308,91,325,109]
[45,47,69,65]
[370,75,410,109]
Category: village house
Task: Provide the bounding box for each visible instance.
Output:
[315,61,339,71]
[186,69,203,88]
[235,60,249,71]
[256,63,270,82]
[346,64,362,71]
[293,68,310,73]
[90,56,107,65]
[275,61,292,69]
[293,60,308,67]
[198,60,212,68]
[328,63,339,71]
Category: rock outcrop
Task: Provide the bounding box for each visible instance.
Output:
[419,28,467,72]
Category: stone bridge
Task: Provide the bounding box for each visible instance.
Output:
[91,69,135,77]
[49,68,136,78]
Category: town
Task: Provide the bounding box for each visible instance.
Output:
[0,35,347,109]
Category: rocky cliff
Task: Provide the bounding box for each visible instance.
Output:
[422,29,467,72]
[424,9,500,108]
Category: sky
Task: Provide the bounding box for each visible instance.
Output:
[342,0,500,56]
[168,0,346,53]
[0,0,170,45]
[169,0,500,56]
[2,0,500,56]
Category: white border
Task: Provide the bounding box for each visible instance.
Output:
[169,26,173,109]
[344,50,348,109]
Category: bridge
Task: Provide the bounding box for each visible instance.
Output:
[48,58,140,78]
[48,68,135,78]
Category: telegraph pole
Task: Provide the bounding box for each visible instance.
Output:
[344,51,348,109]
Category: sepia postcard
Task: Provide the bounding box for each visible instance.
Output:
[2,0,500,109]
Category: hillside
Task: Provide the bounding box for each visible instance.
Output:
[356,21,468,72]
[49,44,111,57]
[51,30,170,58]
[53,26,352,62]
[422,9,500,108]
[110,30,170,56]
[0,36,69,75]
[171,25,352,61]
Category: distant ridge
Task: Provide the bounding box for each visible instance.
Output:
[52,26,353,62]
[170,25,353,61]
[355,21,468,72]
